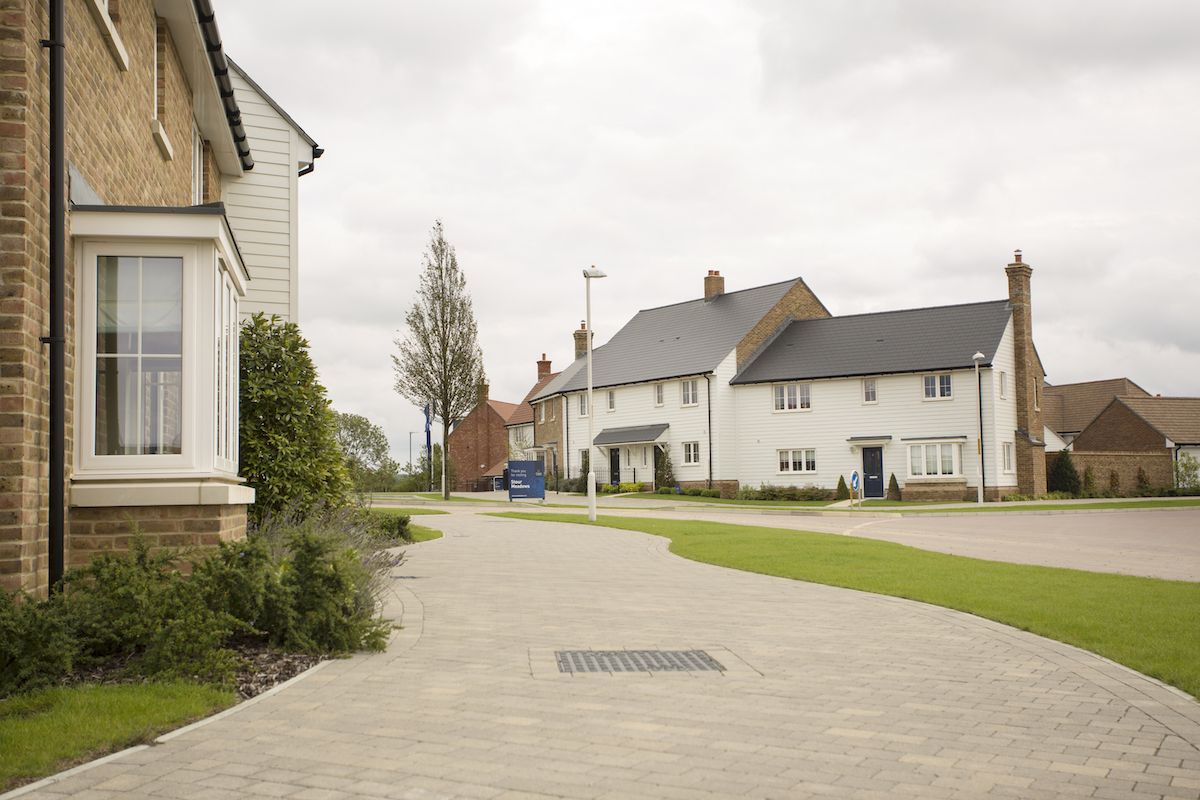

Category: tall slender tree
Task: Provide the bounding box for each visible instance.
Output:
[392,220,486,499]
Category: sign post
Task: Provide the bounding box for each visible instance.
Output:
[507,460,545,502]
[851,471,860,510]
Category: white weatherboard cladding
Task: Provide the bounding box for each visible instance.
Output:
[989,319,1019,488]
[567,376,712,485]
[226,71,304,323]
[711,350,740,481]
[734,368,996,493]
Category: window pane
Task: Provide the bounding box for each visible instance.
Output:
[774,386,784,410]
[799,384,811,409]
[779,450,788,471]
[805,449,816,471]
[656,385,663,405]
[864,379,876,402]
[792,451,802,472]
[925,445,937,475]
[95,356,182,455]
[96,256,140,354]
[141,258,183,354]
[940,374,952,397]
[786,385,797,410]
[910,446,922,475]
[924,376,936,398]
[941,444,953,475]
[608,390,614,410]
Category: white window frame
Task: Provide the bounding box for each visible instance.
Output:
[999,372,1007,400]
[1003,442,1015,473]
[773,383,812,412]
[778,448,817,474]
[214,262,238,473]
[923,374,952,400]
[683,441,700,465]
[78,241,196,473]
[539,402,545,423]
[682,379,698,407]
[907,441,963,478]
[862,378,877,404]
[654,384,664,407]
[579,393,588,417]
[607,390,615,412]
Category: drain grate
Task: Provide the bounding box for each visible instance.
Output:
[556,650,725,674]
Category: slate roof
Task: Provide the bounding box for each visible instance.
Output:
[531,279,800,400]
[506,372,561,427]
[1042,378,1151,436]
[593,424,670,447]
[1118,397,1200,445]
[731,300,1012,385]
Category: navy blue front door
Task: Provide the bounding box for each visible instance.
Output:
[863,447,884,498]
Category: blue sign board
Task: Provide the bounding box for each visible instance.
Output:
[508,460,545,501]
[851,472,859,492]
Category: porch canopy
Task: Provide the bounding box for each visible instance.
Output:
[593,424,669,447]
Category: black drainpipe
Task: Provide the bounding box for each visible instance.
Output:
[41,0,66,589]
[705,374,713,490]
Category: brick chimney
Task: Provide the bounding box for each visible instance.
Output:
[704,270,725,299]
[1005,250,1047,496]
[573,321,590,360]
[476,382,489,409]
[537,353,551,381]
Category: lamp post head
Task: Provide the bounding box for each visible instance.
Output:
[582,266,607,279]
[972,352,985,363]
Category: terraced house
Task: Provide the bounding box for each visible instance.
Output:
[1,0,319,595]
[532,256,1048,500]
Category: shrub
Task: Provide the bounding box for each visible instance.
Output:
[657,486,674,495]
[701,489,721,498]
[1047,450,1081,497]
[240,313,351,524]
[1175,453,1199,492]
[1136,467,1152,496]
[734,486,759,501]
[684,487,703,496]
[887,473,902,501]
[835,475,850,501]
[366,511,411,543]
[654,445,675,488]
[1082,466,1096,497]
[617,482,645,493]
[0,591,76,696]
[1110,469,1121,496]
[798,484,831,501]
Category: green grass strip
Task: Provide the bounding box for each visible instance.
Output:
[407,524,443,542]
[368,507,449,516]
[624,492,834,507]
[872,498,1200,513]
[494,512,1200,700]
[0,683,235,791]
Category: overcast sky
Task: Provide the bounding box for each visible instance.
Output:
[218,1,1200,465]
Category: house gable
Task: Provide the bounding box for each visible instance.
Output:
[1072,398,1170,452]
[735,277,830,368]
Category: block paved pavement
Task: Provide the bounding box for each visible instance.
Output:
[14,511,1200,800]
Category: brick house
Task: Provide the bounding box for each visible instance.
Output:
[531,256,1048,499]
[505,354,558,471]
[1068,396,1200,493]
[2,1,316,595]
[1042,378,1151,446]
[446,387,518,491]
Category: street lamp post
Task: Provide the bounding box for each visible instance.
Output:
[583,266,607,522]
[973,351,986,504]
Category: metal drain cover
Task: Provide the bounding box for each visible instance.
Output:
[556,650,725,674]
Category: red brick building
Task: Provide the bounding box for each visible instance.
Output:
[1068,396,1200,493]
[447,389,518,491]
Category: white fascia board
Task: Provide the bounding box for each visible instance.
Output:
[154,0,244,177]
[71,209,249,296]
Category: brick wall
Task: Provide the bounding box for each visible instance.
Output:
[448,402,510,491]
[1006,258,1047,496]
[736,277,831,367]
[1071,400,1164,452]
[1059,451,1173,495]
[68,504,247,569]
[533,396,564,478]
[0,0,208,594]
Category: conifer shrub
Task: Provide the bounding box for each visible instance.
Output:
[1047,450,1082,497]
[1082,466,1096,497]
[1110,469,1121,496]
[887,473,902,501]
[835,475,850,501]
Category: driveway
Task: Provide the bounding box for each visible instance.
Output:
[16,511,1200,800]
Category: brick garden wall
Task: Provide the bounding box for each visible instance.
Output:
[1057,451,1173,496]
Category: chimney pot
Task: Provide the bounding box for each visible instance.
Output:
[704,270,726,299]
[1014,249,1022,263]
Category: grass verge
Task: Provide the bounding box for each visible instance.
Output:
[624,492,835,507]
[494,512,1200,701]
[867,498,1200,513]
[367,507,449,516]
[0,683,236,792]
[407,524,442,542]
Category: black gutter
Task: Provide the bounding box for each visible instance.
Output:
[225,57,322,177]
[41,0,65,589]
[192,0,253,171]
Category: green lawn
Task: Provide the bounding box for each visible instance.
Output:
[624,492,836,507]
[868,498,1200,513]
[407,524,442,542]
[494,512,1200,701]
[368,507,449,516]
[0,683,235,792]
